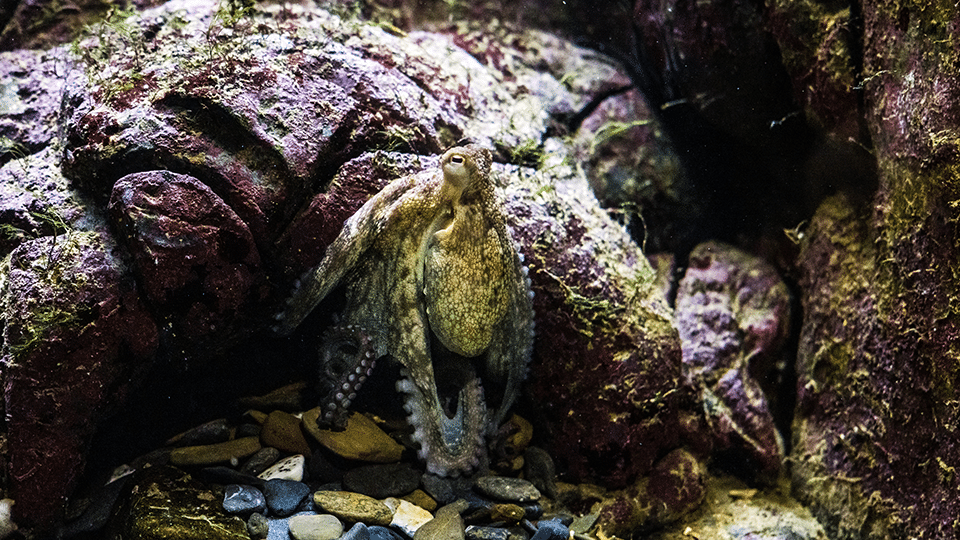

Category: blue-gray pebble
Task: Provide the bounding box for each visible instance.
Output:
[530,520,569,540]
[223,484,267,514]
[342,522,371,540]
[263,479,311,517]
[368,526,405,540]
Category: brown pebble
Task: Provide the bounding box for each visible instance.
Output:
[260,410,312,455]
[302,410,403,463]
[403,489,438,512]
[313,490,394,526]
[489,504,524,524]
[169,437,261,466]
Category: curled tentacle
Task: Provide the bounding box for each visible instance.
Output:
[317,325,377,431]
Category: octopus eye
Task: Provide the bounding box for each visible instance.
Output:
[450,155,464,164]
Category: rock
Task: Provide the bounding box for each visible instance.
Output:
[1,231,158,527]
[237,423,263,439]
[108,170,264,357]
[258,454,305,482]
[343,463,421,498]
[474,477,540,503]
[115,465,248,539]
[523,448,558,500]
[197,466,264,488]
[530,519,568,540]
[239,382,311,412]
[313,491,393,526]
[368,525,406,540]
[169,437,262,467]
[260,410,312,455]
[262,479,311,518]
[222,484,266,515]
[302,410,403,463]
[403,489,438,513]
[265,511,314,540]
[489,504,524,524]
[675,241,790,482]
[384,497,434,537]
[415,500,466,540]
[288,514,344,540]
[0,499,16,539]
[421,475,456,505]
[342,521,371,540]
[166,418,232,447]
[241,447,281,476]
[465,526,508,540]
[248,512,269,539]
[55,474,131,538]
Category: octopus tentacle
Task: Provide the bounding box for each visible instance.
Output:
[317,324,377,431]
[396,369,487,476]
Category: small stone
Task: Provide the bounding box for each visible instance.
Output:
[303,410,403,463]
[223,484,266,514]
[466,526,509,540]
[248,512,269,539]
[385,497,433,537]
[522,504,544,521]
[489,504,524,524]
[169,437,262,467]
[237,423,262,438]
[369,525,406,540]
[313,490,394,526]
[166,418,232,447]
[414,500,466,540]
[403,489,438,512]
[259,454,305,482]
[475,477,540,503]
[342,522,371,540]
[263,479,311,517]
[530,519,569,540]
[344,463,420,498]
[198,466,264,488]
[242,447,282,476]
[422,475,456,505]
[261,410,312,455]
[288,514,344,540]
[523,448,558,500]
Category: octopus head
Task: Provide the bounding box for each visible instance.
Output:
[441,144,492,192]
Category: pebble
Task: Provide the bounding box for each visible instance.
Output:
[241,447,281,476]
[422,475,456,505]
[342,522,371,540]
[475,477,540,503]
[169,436,262,467]
[166,418,232,446]
[288,514,344,540]
[523,448,558,500]
[198,466,264,488]
[530,519,569,540]
[266,511,314,540]
[248,512,269,539]
[237,423,263,438]
[261,410,312,455]
[384,497,433,537]
[489,504,525,524]
[344,463,421,498]
[414,500,467,540]
[263,479,311,517]
[223,484,267,515]
[403,489,438,512]
[259,454,306,482]
[313,491,393,526]
[302,409,404,463]
[466,526,509,540]
[369,525,406,540]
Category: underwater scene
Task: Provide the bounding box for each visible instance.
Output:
[0,0,953,538]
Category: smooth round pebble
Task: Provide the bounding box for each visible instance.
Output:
[466,526,509,540]
[259,454,306,481]
[530,519,569,540]
[223,484,266,514]
[248,512,269,539]
[342,522,371,540]
[421,475,456,505]
[166,418,232,446]
[241,447,281,476]
[369,525,406,540]
[263,479,311,517]
[313,490,393,526]
[475,477,540,503]
[344,463,421,498]
[414,500,465,540]
[288,514,344,540]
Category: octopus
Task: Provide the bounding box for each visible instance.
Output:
[275,145,535,476]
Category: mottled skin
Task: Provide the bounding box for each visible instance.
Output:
[276,145,534,475]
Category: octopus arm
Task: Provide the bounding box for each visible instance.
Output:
[274,175,423,335]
